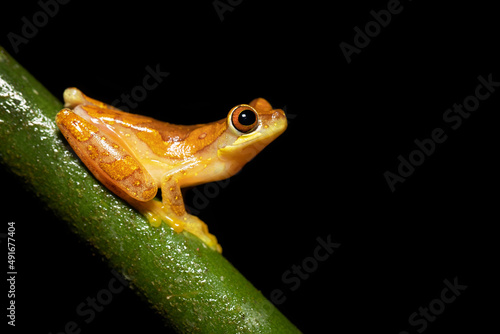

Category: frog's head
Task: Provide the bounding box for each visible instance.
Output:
[217,98,287,170]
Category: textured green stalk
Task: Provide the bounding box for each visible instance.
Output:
[0,46,300,333]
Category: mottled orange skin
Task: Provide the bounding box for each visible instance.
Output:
[56,88,287,252]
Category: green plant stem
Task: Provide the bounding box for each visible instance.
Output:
[0,46,300,333]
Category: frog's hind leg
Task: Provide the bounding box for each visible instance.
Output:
[56,108,158,203]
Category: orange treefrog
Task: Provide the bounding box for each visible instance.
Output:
[56,88,287,252]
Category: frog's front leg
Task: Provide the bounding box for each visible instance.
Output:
[161,174,222,252]
[134,174,221,253]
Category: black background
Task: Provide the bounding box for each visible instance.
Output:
[1,1,498,333]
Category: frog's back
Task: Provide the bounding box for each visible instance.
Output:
[64,88,227,163]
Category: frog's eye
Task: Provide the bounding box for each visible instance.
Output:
[230,105,259,133]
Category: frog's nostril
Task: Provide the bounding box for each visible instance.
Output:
[272,110,284,119]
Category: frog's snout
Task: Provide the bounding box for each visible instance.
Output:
[266,108,288,133]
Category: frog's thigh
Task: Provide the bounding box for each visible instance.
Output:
[56,108,157,202]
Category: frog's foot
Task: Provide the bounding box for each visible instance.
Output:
[136,199,222,253]
[182,214,222,253]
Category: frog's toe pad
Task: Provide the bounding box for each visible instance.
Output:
[183,216,222,253]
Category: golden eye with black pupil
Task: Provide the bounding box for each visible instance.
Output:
[231,106,258,133]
